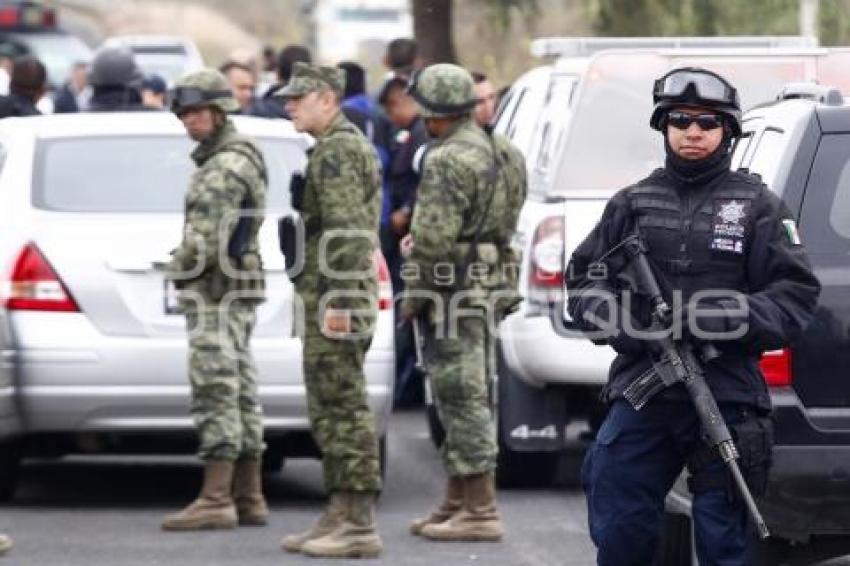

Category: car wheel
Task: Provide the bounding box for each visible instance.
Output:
[652,511,694,565]
[262,450,286,474]
[495,442,559,488]
[425,401,445,449]
[0,440,21,502]
[379,434,388,481]
[494,342,560,489]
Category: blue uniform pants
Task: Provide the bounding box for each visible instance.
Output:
[582,399,752,566]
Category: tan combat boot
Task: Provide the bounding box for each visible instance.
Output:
[0,533,12,555]
[410,476,464,535]
[161,460,238,531]
[281,491,347,553]
[300,491,383,558]
[233,458,269,526]
[421,472,504,542]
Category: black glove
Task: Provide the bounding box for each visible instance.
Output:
[673,295,749,341]
[582,296,650,357]
[278,215,298,269]
[290,172,306,212]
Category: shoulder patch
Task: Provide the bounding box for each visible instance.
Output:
[321,156,342,180]
[781,218,802,246]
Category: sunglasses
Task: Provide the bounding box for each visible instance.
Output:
[666,111,724,131]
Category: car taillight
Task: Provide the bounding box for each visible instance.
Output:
[3,243,80,312]
[374,250,392,310]
[760,348,792,387]
[527,215,565,303]
[0,7,18,26]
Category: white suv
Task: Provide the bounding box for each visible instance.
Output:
[491,38,850,487]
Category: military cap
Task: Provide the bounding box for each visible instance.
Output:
[272,62,346,98]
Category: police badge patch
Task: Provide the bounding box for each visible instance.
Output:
[711,199,749,254]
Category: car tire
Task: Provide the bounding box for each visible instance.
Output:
[495,345,559,489]
[652,511,694,565]
[262,450,286,474]
[0,440,21,502]
[425,402,446,449]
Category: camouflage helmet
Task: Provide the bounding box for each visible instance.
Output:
[88,46,143,88]
[406,63,477,119]
[170,68,239,115]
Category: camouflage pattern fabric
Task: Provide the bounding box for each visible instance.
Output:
[294,111,383,493]
[401,110,527,477]
[274,61,346,99]
[425,313,496,475]
[165,118,268,462]
[166,120,267,305]
[185,303,264,461]
[408,63,478,119]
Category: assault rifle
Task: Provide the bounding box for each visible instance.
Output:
[595,234,770,539]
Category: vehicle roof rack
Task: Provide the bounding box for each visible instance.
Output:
[777,82,843,105]
[530,36,818,59]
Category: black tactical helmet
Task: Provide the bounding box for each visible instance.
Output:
[650,67,742,137]
[88,46,143,89]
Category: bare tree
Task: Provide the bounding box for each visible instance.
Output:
[413,0,457,64]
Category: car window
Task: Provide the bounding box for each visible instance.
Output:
[731,131,754,170]
[550,52,820,195]
[0,142,7,176]
[799,133,850,252]
[527,74,576,199]
[5,32,92,86]
[33,136,305,213]
[744,128,786,189]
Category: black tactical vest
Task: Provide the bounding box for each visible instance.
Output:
[627,170,763,306]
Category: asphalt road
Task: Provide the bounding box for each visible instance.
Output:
[1,410,596,565]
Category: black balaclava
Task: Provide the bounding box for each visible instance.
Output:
[663,113,733,187]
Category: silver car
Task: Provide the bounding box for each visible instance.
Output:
[0,113,395,499]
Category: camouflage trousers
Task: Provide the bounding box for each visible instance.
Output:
[302,315,382,493]
[424,312,498,476]
[184,302,264,461]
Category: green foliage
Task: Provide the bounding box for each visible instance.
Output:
[477,0,540,29]
[820,0,850,45]
[584,0,800,37]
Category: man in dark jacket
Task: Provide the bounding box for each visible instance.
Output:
[566,67,821,566]
[0,55,46,118]
[377,71,429,406]
[86,47,146,112]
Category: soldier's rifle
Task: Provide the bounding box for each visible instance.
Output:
[595,234,770,539]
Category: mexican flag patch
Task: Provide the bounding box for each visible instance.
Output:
[781,219,801,245]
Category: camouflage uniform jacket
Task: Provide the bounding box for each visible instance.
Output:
[167,120,267,304]
[402,117,527,316]
[294,112,382,328]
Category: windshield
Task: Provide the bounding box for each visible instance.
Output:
[9,32,92,87]
[33,135,305,213]
[133,53,195,84]
[550,52,822,195]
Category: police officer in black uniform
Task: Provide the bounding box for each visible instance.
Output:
[87,46,147,112]
[566,68,821,565]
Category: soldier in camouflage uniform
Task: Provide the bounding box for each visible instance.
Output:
[160,69,268,531]
[274,62,384,558]
[401,64,527,542]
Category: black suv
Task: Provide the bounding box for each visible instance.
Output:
[656,84,850,565]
